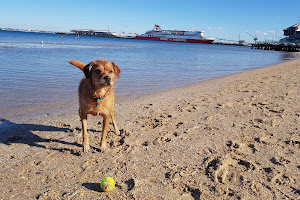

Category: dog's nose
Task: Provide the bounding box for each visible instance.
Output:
[104,76,111,82]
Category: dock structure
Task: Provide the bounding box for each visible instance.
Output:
[251,43,300,52]
[251,22,300,52]
[70,29,119,37]
[69,29,136,39]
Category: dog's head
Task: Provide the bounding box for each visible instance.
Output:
[68,59,120,86]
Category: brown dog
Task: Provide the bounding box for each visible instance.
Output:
[68,59,120,152]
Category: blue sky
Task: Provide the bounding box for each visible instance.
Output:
[1,0,300,42]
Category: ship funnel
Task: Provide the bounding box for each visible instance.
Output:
[153,24,162,31]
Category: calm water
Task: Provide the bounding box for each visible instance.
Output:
[0,30,295,122]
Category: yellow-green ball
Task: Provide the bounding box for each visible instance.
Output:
[100,177,115,192]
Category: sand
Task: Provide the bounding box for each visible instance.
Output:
[0,53,299,199]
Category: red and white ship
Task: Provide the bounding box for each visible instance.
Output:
[136,25,214,44]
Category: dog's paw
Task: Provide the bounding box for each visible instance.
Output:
[83,144,90,153]
[115,129,120,135]
[100,143,107,152]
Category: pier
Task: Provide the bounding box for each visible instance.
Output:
[251,43,300,52]
[250,22,300,52]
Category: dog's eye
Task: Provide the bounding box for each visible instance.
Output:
[95,69,101,74]
[109,70,113,74]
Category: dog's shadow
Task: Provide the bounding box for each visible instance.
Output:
[0,118,90,156]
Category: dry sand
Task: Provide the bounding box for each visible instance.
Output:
[0,53,299,199]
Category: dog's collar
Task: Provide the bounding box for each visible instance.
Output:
[89,88,110,107]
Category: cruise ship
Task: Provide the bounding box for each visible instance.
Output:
[136,25,214,44]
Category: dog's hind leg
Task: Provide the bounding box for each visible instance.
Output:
[110,111,120,135]
[80,113,90,152]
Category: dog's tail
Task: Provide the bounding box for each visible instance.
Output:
[67,60,85,71]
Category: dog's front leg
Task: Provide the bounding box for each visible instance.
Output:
[110,111,120,135]
[100,116,110,151]
[81,113,90,152]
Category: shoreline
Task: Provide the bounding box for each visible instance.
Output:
[0,53,299,199]
[1,52,298,127]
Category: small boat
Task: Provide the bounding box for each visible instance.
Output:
[136,25,214,44]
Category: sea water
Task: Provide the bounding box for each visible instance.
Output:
[0,30,295,122]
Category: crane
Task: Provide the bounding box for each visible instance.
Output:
[246,32,258,44]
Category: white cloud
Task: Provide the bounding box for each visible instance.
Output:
[256,31,267,36]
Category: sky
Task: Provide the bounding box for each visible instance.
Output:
[1,0,300,43]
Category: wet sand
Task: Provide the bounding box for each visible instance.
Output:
[0,53,299,199]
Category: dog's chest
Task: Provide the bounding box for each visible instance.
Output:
[89,100,110,116]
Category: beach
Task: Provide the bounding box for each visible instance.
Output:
[0,53,299,199]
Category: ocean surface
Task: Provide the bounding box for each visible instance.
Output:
[0,30,295,122]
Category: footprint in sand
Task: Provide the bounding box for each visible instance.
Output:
[164,164,202,199]
[205,155,255,185]
[108,129,131,149]
[284,139,300,149]
[262,167,291,184]
[205,139,259,186]
[227,141,259,155]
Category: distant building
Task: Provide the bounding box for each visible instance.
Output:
[280,22,300,43]
[70,29,119,37]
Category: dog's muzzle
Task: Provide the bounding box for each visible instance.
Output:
[103,76,111,85]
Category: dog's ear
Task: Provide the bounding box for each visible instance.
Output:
[111,62,120,78]
[67,60,86,71]
[83,63,93,79]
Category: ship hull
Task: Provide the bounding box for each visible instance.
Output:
[136,35,214,44]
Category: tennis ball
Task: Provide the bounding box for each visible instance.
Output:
[100,177,115,192]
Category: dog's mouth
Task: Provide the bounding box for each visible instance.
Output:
[97,78,112,86]
[103,82,111,86]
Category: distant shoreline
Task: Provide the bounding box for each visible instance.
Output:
[0,28,64,34]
